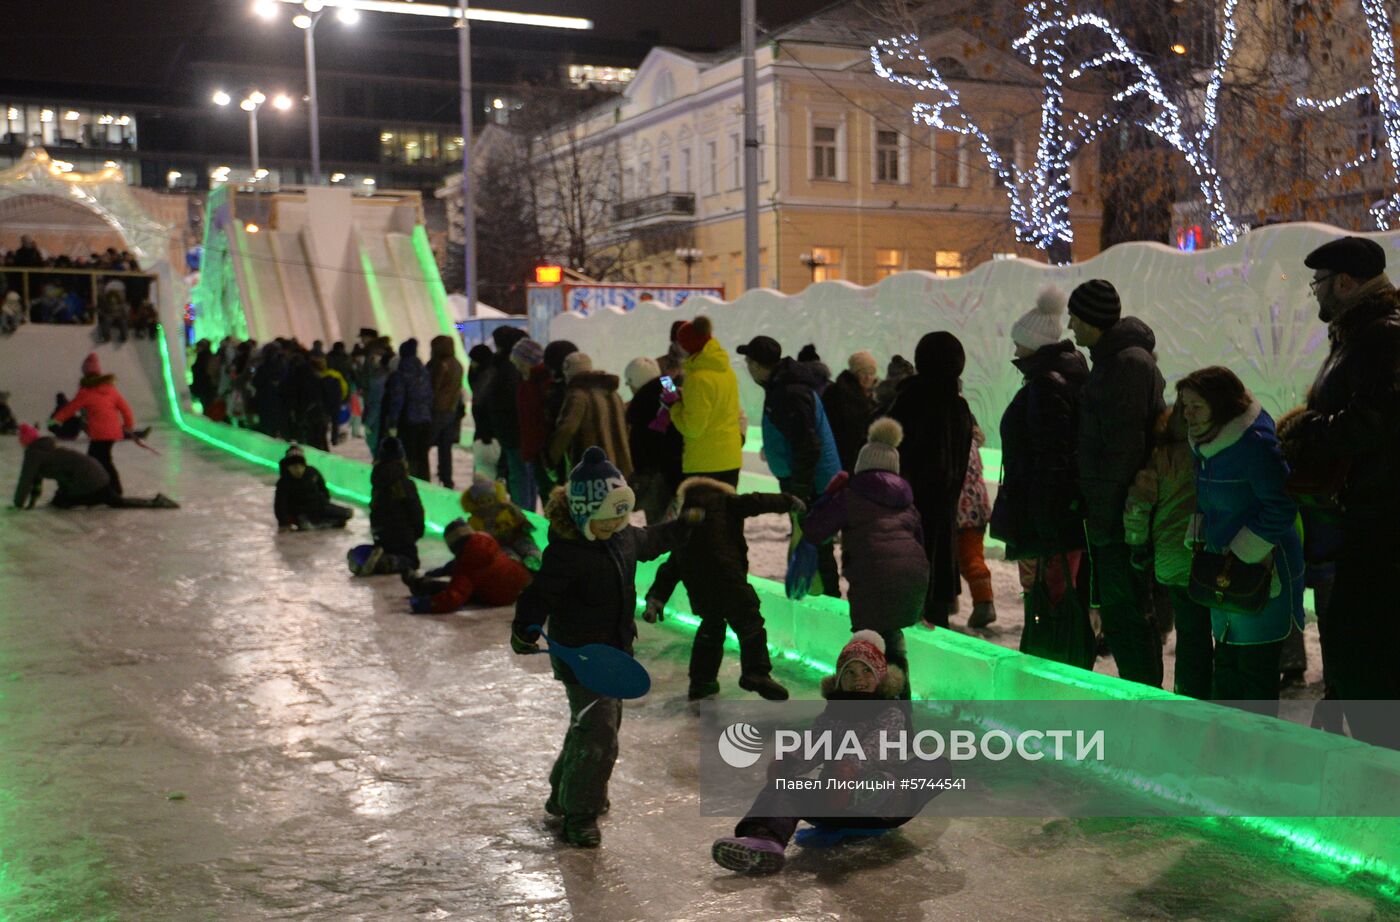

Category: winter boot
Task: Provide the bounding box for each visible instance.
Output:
[739,673,789,701]
[688,681,721,701]
[562,815,601,848]
[712,836,786,874]
[968,601,997,629]
[152,493,180,509]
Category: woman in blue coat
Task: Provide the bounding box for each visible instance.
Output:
[1177,367,1304,708]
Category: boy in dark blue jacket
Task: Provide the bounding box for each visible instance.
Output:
[275,444,353,530]
[511,447,697,848]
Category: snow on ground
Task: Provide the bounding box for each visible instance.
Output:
[0,429,1384,920]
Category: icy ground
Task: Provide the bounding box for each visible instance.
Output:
[2,431,1386,920]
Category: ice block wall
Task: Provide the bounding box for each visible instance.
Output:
[551,223,1391,446]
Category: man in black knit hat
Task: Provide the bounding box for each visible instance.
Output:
[1068,279,1166,688]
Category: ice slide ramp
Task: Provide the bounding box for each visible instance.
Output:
[0,324,166,426]
[152,330,1400,894]
[209,187,458,360]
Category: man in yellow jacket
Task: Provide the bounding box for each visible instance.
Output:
[666,316,745,487]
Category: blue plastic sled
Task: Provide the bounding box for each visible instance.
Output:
[527,626,652,699]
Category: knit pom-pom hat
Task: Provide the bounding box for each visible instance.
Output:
[836,630,888,685]
[675,315,713,356]
[854,417,903,474]
[1011,285,1068,350]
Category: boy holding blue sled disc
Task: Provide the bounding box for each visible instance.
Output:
[512,446,701,848]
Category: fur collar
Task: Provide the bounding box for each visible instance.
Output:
[1191,399,1262,458]
[544,486,583,540]
[818,665,906,699]
[675,475,736,504]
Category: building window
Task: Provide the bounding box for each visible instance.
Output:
[567,64,637,90]
[660,153,671,191]
[1357,95,1381,155]
[934,132,966,187]
[875,248,904,280]
[758,124,767,183]
[812,246,842,281]
[812,124,838,180]
[933,250,963,278]
[729,133,741,190]
[875,129,902,183]
[640,158,651,196]
[680,148,692,193]
[706,140,718,195]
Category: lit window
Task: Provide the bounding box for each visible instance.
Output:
[875,248,904,280]
[812,246,842,281]
[935,132,966,187]
[812,124,838,180]
[933,250,963,278]
[875,129,901,182]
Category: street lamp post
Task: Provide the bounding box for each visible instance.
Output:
[214,88,293,183]
[675,247,703,285]
[799,251,827,283]
[257,0,360,187]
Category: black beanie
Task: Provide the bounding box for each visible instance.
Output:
[543,340,579,375]
[1067,279,1122,329]
[913,331,965,378]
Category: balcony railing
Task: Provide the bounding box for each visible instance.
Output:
[612,191,696,224]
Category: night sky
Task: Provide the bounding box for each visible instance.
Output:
[2,0,837,95]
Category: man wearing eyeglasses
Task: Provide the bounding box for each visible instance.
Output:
[1285,235,1400,749]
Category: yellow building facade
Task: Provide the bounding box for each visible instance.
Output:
[537,9,1103,296]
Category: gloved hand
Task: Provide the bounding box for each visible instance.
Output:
[409,595,434,614]
[1129,544,1153,573]
[648,407,672,432]
[658,385,681,407]
[642,597,665,623]
[511,624,542,655]
[682,507,706,525]
[785,494,806,516]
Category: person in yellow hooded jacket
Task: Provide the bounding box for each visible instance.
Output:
[665,316,744,486]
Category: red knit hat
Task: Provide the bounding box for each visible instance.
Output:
[18,423,40,448]
[675,316,713,356]
[81,352,102,377]
[836,630,888,685]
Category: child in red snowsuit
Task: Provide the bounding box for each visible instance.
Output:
[405,518,531,613]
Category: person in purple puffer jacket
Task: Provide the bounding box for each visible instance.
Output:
[801,418,929,698]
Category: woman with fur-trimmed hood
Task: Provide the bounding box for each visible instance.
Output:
[712,631,948,875]
[644,475,802,701]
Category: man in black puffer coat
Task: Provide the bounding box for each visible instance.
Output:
[644,476,802,701]
[1287,236,1400,749]
[1069,280,1166,688]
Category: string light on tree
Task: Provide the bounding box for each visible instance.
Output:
[1296,0,1400,229]
[873,0,1243,253]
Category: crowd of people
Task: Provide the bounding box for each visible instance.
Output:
[1,236,156,339]
[20,230,1392,867]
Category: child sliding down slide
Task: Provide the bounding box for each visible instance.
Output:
[711,631,949,875]
[403,518,531,613]
[274,444,353,530]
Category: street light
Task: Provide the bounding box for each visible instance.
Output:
[257,1,359,186]
[214,87,293,181]
[675,247,703,285]
[799,251,828,282]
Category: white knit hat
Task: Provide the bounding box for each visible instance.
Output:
[624,356,660,392]
[562,352,594,382]
[1011,286,1068,350]
[854,418,903,474]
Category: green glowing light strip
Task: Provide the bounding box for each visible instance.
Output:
[153,326,1400,898]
